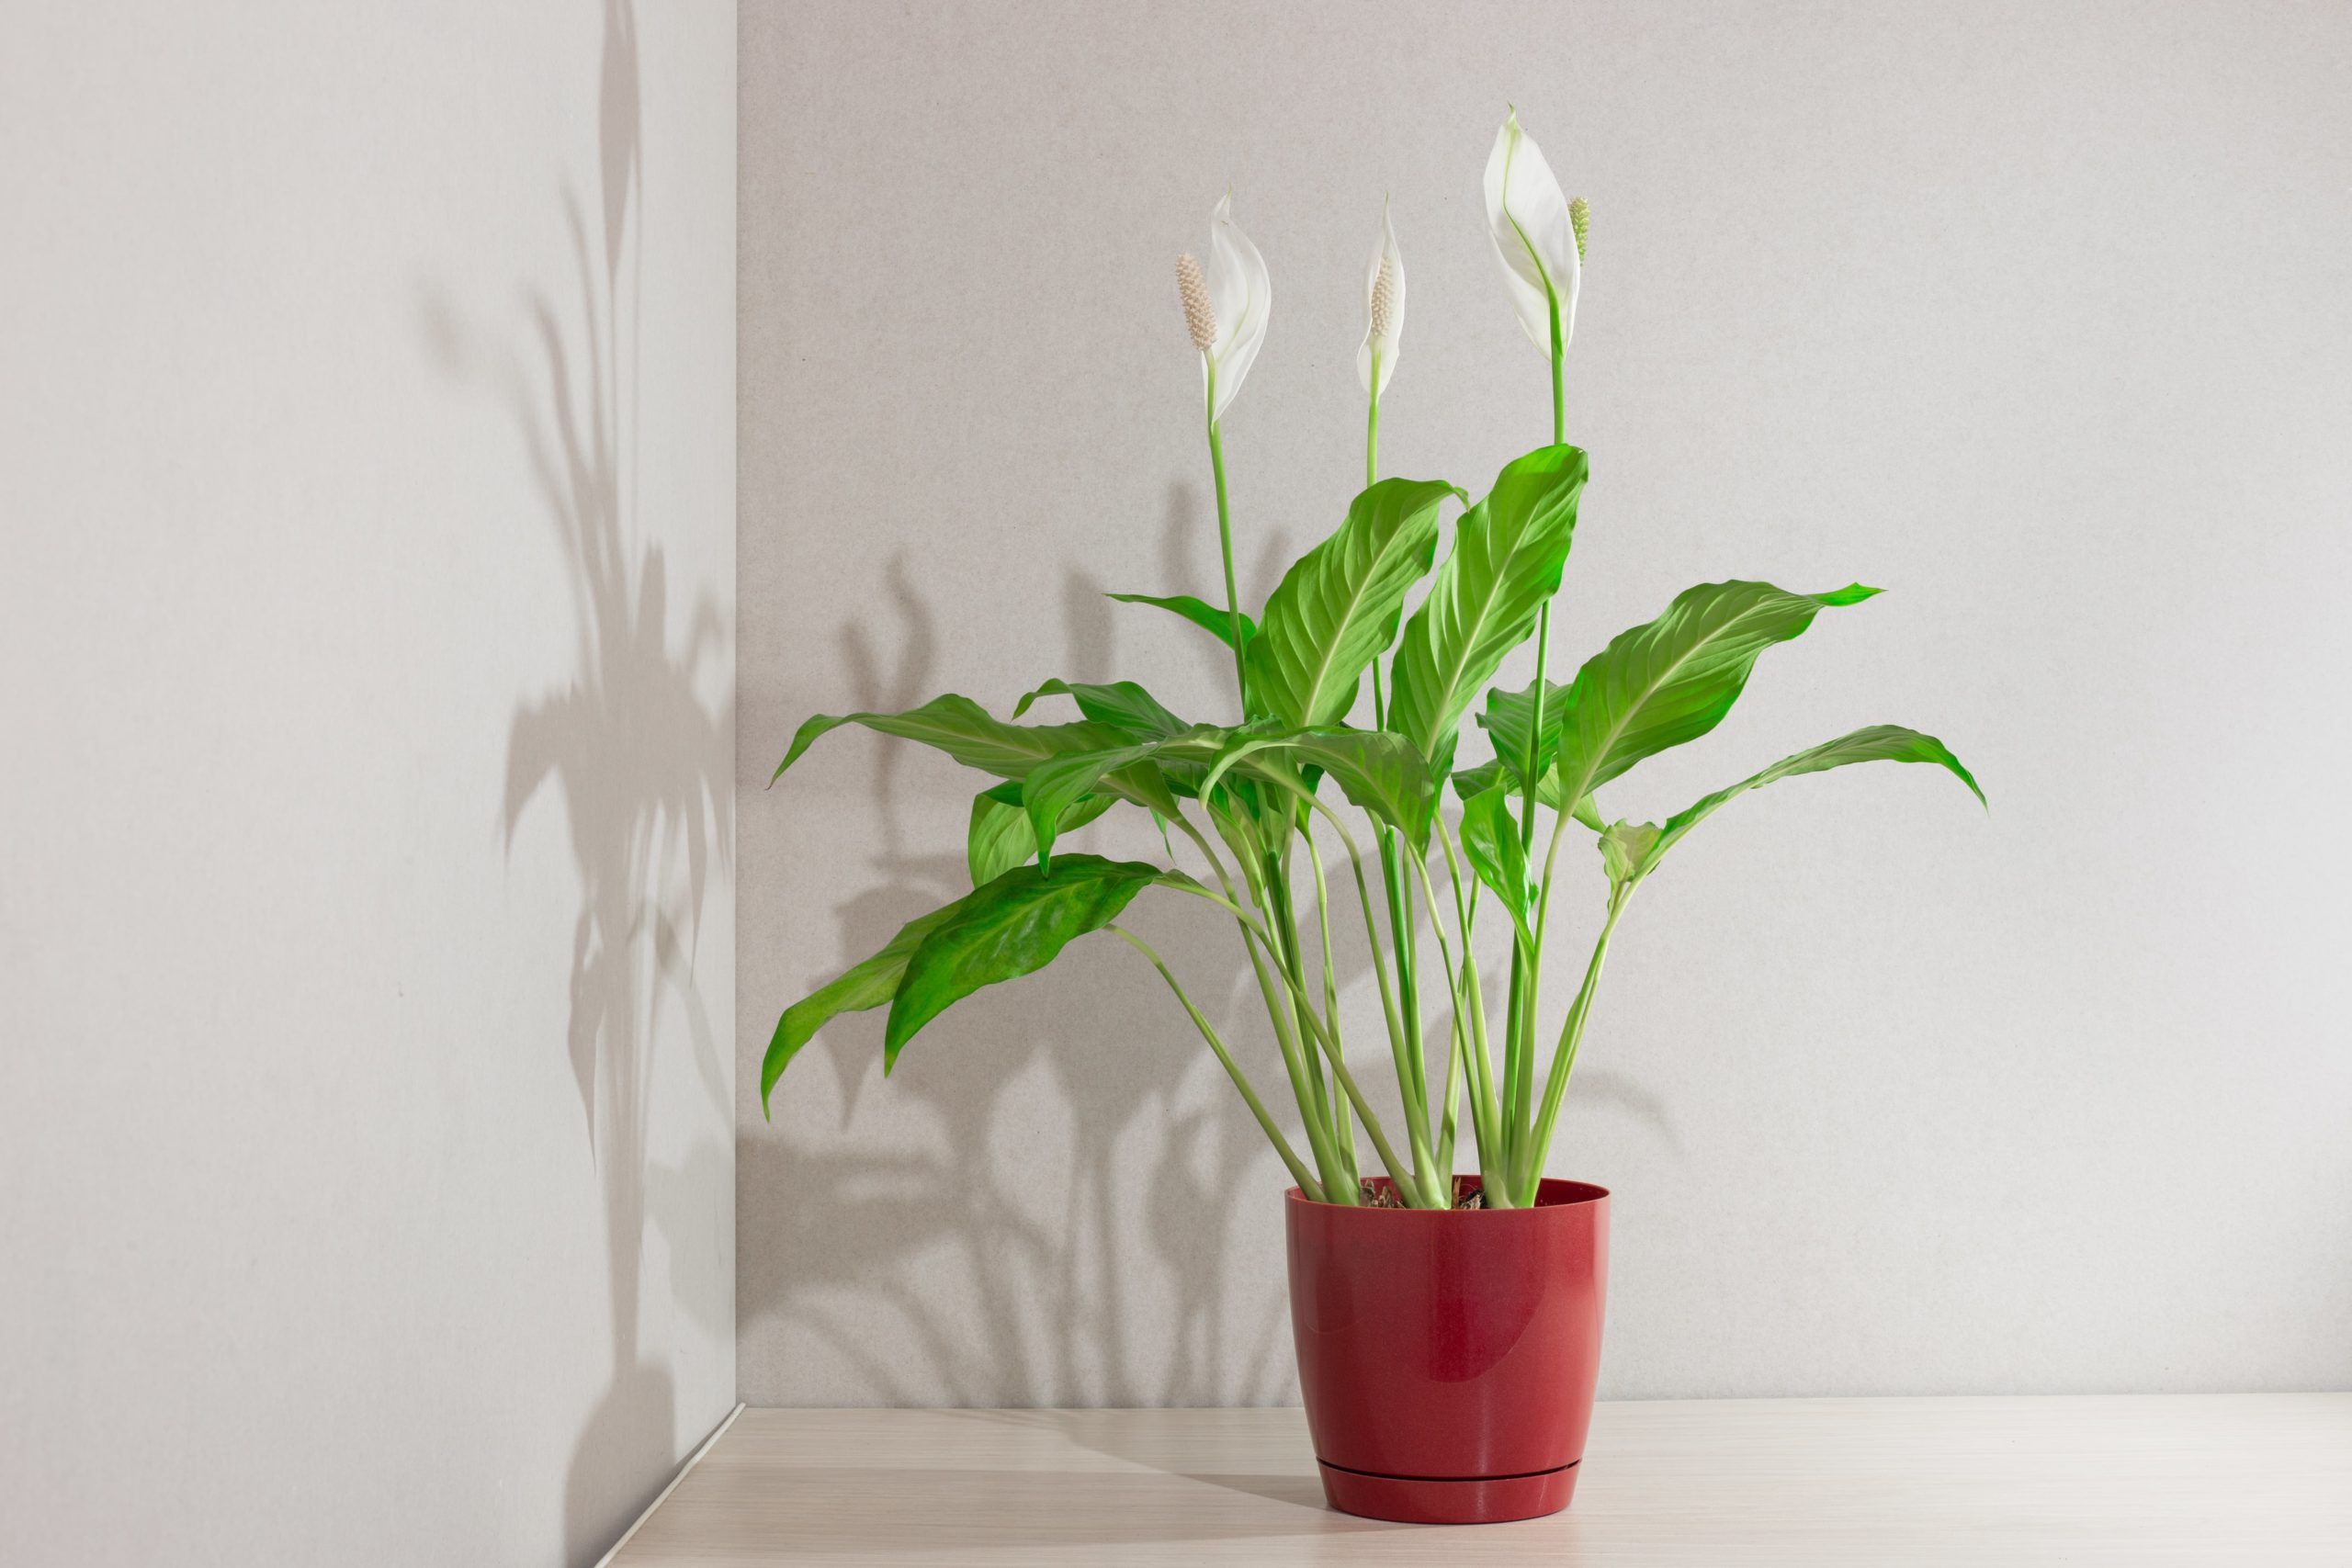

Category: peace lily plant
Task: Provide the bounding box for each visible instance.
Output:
[764,110,1982,1211]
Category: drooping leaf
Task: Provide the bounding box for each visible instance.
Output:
[1105,592,1258,650]
[885,856,1165,1065]
[1011,678,1189,739]
[775,693,1125,784]
[1022,743,1155,867]
[969,784,1033,886]
[1640,725,1984,877]
[967,782,1114,886]
[1451,758,1502,802]
[1598,819,1662,894]
[1018,724,1233,863]
[1551,581,1881,818]
[1459,782,1534,945]
[762,898,967,1111]
[1102,755,1190,819]
[1452,757,1604,830]
[1388,444,1589,771]
[1246,478,1463,728]
[1201,727,1439,852]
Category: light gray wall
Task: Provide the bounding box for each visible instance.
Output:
[1,4,736,1564]
[738,0,2352,1405]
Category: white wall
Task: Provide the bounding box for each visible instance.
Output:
[738,0,2352,1406]
[1,4,736,1564]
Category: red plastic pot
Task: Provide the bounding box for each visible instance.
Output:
[1284,1176,1610,1524]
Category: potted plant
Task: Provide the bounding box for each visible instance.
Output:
[763,109,1982,1524]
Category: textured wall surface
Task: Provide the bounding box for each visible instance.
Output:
[738,0,2352,1405]
[0,5,736,1564]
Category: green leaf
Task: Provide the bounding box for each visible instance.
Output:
[1102,755,1190,819]
[1642,725,1984,875]
[1105,592,1258,649]
[1202,728,1439,852]
[1598,819,1662,894]
[1388,445,1589,771]
[886,856,1163,1066]
[1552,580,1881,818]
[1452,757,1604,830]
[1011,678,1189,739]
[762,899,966,1112]
[1477,676,1574,788]
[995,722,1233,870]
[1460,782,1534,945]
[774,693,1126,784]
[1246,478,1463,728]
[967,782,1114,886]
[1022,744,1154,867]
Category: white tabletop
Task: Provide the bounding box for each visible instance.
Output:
[610,1394,2352,1565]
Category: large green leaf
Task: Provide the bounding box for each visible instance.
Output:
[967,782,1114,886]
[1201,727,1439,852]
[1637,725,1984,877]
[1387,445,1589,770]
[1459,782,1534,945]
[774,693,1125,784]
[1105,592,1258,649]
[886,856,1164,1065]
[1551,581,1880,818]
[762,898,966,1111]
[1246,478,1463,729]
[1011,678,1189,740]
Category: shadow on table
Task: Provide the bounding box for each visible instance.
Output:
[959,1408,1354,1515]
[710,1407,1409,1556]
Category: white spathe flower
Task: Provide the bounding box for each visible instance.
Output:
[1175,193,1272,424]
[1356,197,1406,396]
[1484,107,1581,356]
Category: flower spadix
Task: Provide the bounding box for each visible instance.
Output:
[1357,198,1406,395]
[1484,107,1581,357]
[1174,193,1272,423]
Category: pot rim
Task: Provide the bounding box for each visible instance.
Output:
[1285,1175,1609,1213]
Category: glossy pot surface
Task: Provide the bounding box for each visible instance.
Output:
[1284,1176,1609,1524]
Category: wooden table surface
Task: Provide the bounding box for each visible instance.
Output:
[610,1394,2352,1565]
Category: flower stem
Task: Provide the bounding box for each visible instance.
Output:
[1546,272,1566,446]
[1367,361,1387,729]
[1508,284,1569,1176]
[1204,367,1249,718]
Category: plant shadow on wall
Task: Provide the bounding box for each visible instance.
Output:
[748,118,1977,1425]
[421,3,730,1562]
[741,531,1305,1408]
[742,478,1684,1411]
